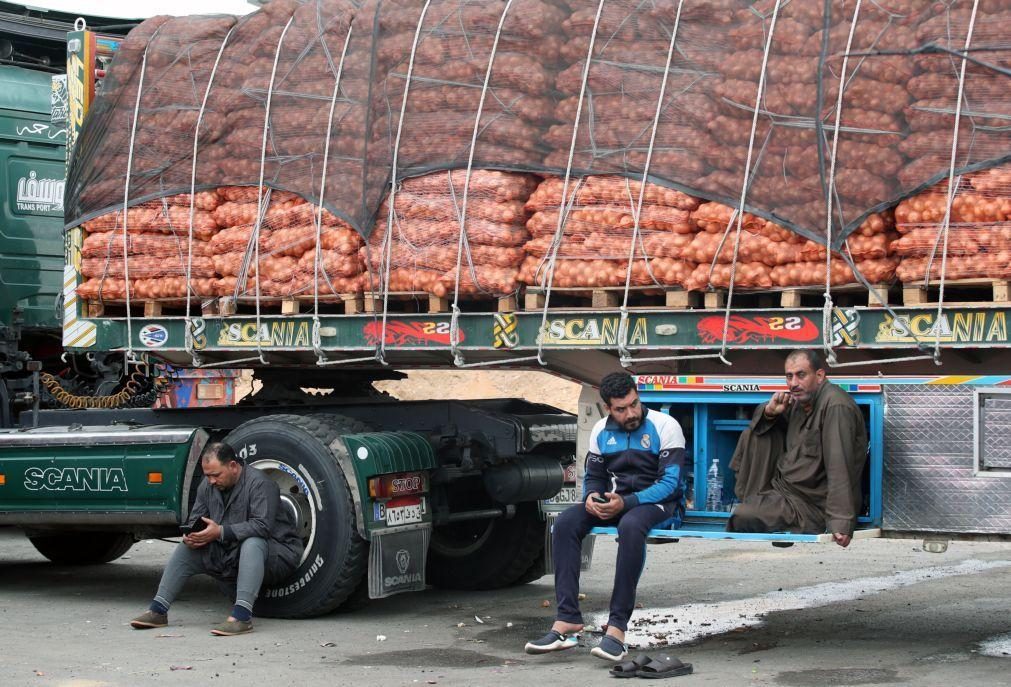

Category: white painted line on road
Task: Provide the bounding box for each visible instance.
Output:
[598,559,1011,648]
[978,633,1011,658]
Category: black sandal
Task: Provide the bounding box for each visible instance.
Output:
[609,653,653,678]
[636,654,694,679]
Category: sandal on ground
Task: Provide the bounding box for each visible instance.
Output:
[609,653,653,678]
[590,634,628,662]
[524,629,580,654]
[636,654,693,679]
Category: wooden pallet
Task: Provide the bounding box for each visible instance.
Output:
[902,279,1011,306]
[362,291,519,314]
[522,286,695,310]
[699,284,891,310]
[84,299,220,318]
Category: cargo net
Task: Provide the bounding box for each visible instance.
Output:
[66,0,1011,312]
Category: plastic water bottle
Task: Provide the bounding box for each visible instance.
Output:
[705,459,722,512]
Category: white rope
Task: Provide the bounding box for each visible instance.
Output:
[535,0,607,367]
[929,0,979,365]
[184,26,234,367]
[617,0,685,368]
[378,0,433,366]
[821,0,863,368]
[250,15,295,367]
[827,354,936,369]
[119,40,153,363]
[312,24,353,365]
[448,0,515,368]
[717,0,783,367]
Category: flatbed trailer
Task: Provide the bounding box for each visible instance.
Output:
[3,0,1011,623]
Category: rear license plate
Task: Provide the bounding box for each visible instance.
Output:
[386,502,423,526]
[544,486,580,505]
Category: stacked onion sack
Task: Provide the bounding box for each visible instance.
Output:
[209,187,365,301]
[544,1,715,177]
[519,176,701,290]
[78,193,222,302]
[679,202,898,291]
[894,164,1011,282]
[77,186,366,304]
[899,5,1011,189]
[695,0,916,236]
[369,0,567,177]
[365,171,536,299]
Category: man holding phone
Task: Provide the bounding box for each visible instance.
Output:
[130,441,303,636]
[525,372,687,663]
[727,349,868,547]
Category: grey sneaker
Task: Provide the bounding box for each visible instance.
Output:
[210,619,253,636]
[130,610,167,629]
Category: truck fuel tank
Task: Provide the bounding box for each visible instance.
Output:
[482,455,564,504]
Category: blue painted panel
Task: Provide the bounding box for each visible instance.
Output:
[637,389,884,532]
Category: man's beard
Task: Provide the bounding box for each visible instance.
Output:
[621,415,643,431]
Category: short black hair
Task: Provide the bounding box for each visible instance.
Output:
[786,349,826,372]
[600,372,636,405]
[202,441,240,465]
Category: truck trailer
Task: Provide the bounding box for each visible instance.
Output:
[2,0,1010,620]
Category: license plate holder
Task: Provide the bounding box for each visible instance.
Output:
[544,486,580,505]
[386,502,423,526]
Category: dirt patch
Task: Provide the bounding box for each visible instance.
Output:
[374,370,581,413]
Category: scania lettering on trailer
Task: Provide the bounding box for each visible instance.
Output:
[217,321,312,347]
[541,316,649,346]
[24,467,128,492]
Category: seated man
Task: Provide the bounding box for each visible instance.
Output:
[525,372,687,662]
[130,441,303,635]
[727,349,868,547]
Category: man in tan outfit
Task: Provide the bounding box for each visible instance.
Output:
[727,349,868,547]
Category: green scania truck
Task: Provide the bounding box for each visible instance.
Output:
[2,1,1011,622]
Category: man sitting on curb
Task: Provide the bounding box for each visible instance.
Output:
[130,441,303,636]
[525,372,688,663]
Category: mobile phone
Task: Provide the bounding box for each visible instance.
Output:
[180,518,207,535]
[591,495,608,504]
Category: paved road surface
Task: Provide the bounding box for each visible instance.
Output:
[1,528,1010,686]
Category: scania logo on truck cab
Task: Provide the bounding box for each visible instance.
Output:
[24,467,128,492]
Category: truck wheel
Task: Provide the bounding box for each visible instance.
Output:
[224,413,370,619]
[426,502,544,590]
[512,552,546,586]
[28,532,134,564]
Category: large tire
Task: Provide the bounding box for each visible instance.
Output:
[28,532,134,564]
[426,502,545,590]
[224,413,370,619]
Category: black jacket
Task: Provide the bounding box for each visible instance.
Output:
[186,466,303,584]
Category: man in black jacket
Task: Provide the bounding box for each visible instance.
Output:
[130,442,303,636]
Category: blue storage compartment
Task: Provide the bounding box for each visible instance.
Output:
[591,386,884,544]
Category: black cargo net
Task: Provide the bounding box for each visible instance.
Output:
[66,0,1010,367]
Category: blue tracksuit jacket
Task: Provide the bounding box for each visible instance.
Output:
[583,407,687,513]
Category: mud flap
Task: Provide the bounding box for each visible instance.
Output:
[368,525,431,599]
[543,511,595,575]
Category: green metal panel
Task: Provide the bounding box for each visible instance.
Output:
[340,432,436,534]
[0,428,196,515]
[76,305,1011,362]
[342,432,436,477]
[0,66,66,329]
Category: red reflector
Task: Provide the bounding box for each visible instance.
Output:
[368,472,426,500]
[147,472,163,484]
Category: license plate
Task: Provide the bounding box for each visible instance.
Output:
[386,502,423,526]
[544,486,580,505]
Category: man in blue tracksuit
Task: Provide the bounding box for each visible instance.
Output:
[525,372,687,663]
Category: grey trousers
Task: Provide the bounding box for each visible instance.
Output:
[154,537,267,613]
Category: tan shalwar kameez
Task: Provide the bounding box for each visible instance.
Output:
[727,381,868,535]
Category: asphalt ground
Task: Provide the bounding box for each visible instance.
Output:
[1,527,1010,686]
